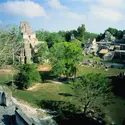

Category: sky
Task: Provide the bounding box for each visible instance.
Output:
[0,0,125,33]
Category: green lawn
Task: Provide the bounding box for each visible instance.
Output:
[77,65,124,76]
[11,83,73,107]
[0,74,12,85]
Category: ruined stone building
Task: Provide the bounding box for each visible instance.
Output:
[0,86,57,125]
[0,88,6,106]
[19,21,39,64]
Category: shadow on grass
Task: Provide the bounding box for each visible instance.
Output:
[40,99,106,125]
[58,93,73,97]
[39,71,56,82]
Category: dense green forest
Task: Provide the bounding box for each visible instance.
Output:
[36,24,98,47]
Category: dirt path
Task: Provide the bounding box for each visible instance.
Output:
[48,80,63,84]
[0,69,12,75]
[27,83,43,91]
[37,64,52,71]
[27,80,63,91]
[0,68,18,75]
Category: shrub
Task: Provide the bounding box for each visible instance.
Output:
[14,64,41,89]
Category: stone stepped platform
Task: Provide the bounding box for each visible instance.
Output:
[0,106,15,125]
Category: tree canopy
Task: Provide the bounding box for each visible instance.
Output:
[50,41,83,78]
[71,73,112,117]
[36,24,98,46]
[0,25,23,67]
[14,64,41,89]
[33,42,50,64]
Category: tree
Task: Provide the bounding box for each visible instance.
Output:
[46,32,65,48]
[106,27,118,37]
[77,24,86,43]
[84,32,98,41]
[33,42,50,64]
[96,33,105,41]
[36,29,50,41]
[14,64,41,89]
[50,42,82,78]
[0,25,23,67]
[71,73,112,117]
[116,30,123,39]
[50,42,66,77]
[36,30,66,48]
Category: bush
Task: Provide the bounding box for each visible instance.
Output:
[14,64,41,89]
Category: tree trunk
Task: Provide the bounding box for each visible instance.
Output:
[83,101,90,116]
[83,104,88,116]
[74,67,77,79]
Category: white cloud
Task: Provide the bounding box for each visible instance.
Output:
[48,0,67,9]
[65,12,86,20]
[48,0,86,21]
[88,0,125,22]
[0,1,46,18]
[90,6,124,22]
[97,0,125,9]
[69,0,93,2]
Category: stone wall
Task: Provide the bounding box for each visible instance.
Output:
[0,91,6,106]
[15,108,37,125]
[0,86,57,125]
[0,86,13,106]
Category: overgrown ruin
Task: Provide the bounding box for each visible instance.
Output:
[19,21,39,64]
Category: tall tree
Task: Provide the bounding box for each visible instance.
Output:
[77,24,86,43]
[50,42,82,78]
[71,73,113,117]
[0,25,23,67]
[33,42,50,64]
[84,32,98,41]
[106,27,118,36]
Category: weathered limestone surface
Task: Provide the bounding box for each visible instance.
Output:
[0,86,57,125]
[84,38,98,55]
[0,88,6,106]
[0,86,15,125]
[104,31,115,41]
[0,86,13,106]
[20,21,39,64]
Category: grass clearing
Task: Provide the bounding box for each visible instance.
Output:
[0,74,12,85]
[83,55,103,62]
[77,65,124,76]
[11,83,73,108]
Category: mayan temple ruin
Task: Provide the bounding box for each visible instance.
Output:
[19,21,39,64]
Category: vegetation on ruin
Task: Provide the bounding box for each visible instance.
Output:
[96,27,125,41]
